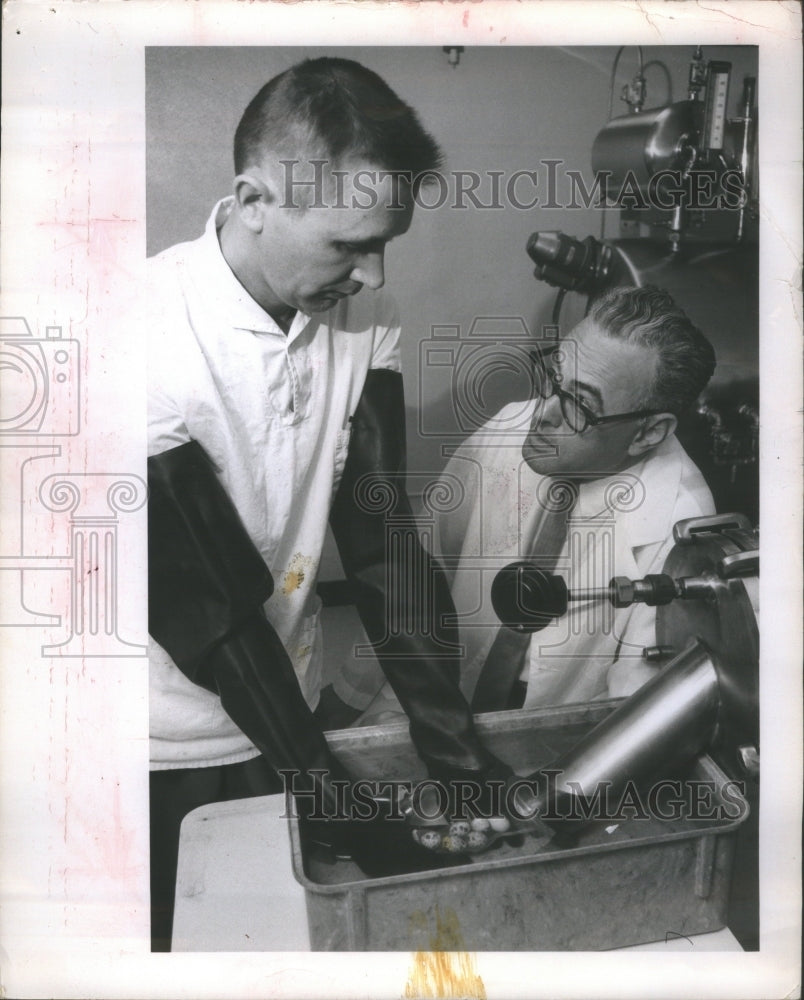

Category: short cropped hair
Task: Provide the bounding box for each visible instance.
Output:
[234,57,443,185]
[588,285,716,416]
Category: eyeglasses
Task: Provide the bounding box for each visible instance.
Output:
[530,347,665,434]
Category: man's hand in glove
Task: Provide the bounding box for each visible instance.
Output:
[286,772,467,876]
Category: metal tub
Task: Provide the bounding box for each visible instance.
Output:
[288,702,747,951]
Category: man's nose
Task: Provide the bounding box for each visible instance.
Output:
[537,392,564,429]
[350,251,385,290]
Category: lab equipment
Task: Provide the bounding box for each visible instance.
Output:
[394,514,759,857]
[490,513,759,818]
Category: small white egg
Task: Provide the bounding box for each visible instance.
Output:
[449,820,471,837]
[467,831,489,850]
[441,835,467,853]
[419,829,442,850]
[489,816,511,832]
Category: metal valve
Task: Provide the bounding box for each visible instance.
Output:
[491,513,758,630]
[607,574,681,608]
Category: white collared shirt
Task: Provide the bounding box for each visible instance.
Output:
[147,199,401,768]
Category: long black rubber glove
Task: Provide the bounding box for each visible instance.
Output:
[148,441,439,876]
[329,369,512,787]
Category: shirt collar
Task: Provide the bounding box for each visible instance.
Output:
[573,434,684,549]
[190,197,313,338]
[614,434,685,548]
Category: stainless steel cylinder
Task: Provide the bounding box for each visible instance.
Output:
[591,101,702,192]
[534,640,720,828]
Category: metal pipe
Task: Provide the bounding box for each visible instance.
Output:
[531,640,720,831]
[736,76,756,242]
[567,587,611,602]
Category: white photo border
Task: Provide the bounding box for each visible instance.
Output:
[1,2,801,998]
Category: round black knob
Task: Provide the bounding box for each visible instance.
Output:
[491,562,568,633]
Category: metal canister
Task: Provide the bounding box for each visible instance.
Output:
[591,101,703,193]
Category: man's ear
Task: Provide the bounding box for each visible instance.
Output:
[627,412,677,458]
[232,173,274,233]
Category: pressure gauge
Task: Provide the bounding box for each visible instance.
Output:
[703,61,731,151]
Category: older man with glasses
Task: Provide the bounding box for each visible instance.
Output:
[335,284,717,723]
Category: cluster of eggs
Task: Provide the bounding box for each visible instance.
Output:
[412,816,512,854]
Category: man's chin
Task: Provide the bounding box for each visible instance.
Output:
[521,440,559,474]
[305,291,355,313]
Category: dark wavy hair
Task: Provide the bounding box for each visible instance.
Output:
[234,57,443,189]
[588,285,716,416]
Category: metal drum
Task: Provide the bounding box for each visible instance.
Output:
[591,101,703,193]
[657,515,759,782]
[603,239,758,377]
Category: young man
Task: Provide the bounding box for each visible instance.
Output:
[146,57,510,949]
[337,284,717,720]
